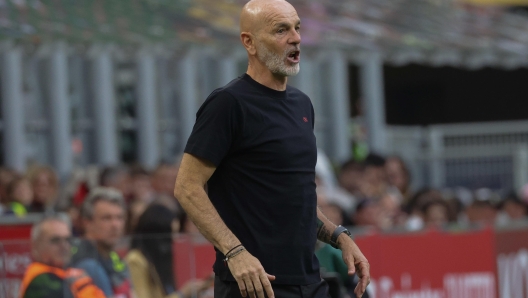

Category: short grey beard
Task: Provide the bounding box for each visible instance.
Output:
[256,42,300,77]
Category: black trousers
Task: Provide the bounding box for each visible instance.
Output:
[214,276,330,298]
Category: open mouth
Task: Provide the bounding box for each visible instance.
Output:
[287,50,300,63]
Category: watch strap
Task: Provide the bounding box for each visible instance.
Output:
[329,225,349,248]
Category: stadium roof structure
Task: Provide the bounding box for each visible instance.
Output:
[1,0,528,68]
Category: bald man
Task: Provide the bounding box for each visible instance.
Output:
[174,1,370,297]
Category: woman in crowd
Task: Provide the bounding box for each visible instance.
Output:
[27,165,59,213]
[5,176,34,216]
[385,156,413,201]
[126,204,209,298]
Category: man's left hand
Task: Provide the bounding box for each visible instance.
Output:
[338,234,370,298]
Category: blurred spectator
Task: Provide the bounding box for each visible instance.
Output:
[421,200,450,228]
[129,165,155,203]
[320,202,346,227]
[496,192,527,225]
[126,204,211,298]
[521,184,528,205]
[378,190,403,230]
[385,156,412,201]
[5,176,34,216]
[338,160,365,197]
[0,167,17,214]
[361,153,388,198]
[99,166,132,200]
[72,187,133,298]
[466,200,497,225]
[403,188,445,231]
[316,186,352,226]
[19,215,105,298]
[28,165,59,213]
[350,199,380,228]
[465,189,498,225]
[125,166,155,234]
[151,162,179,197]
[126,200,148,234]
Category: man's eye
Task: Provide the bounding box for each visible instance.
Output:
[277,29,284,33]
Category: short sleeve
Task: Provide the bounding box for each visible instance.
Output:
[310,101,315,130]
[184,90,242,166]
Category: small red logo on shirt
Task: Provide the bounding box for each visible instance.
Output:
[303,117,308,122]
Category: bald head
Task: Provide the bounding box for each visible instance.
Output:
[240,0,297,35]
[240,0,301,82]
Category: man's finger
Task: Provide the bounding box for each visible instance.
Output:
[252,273,266,298]
[354,275,369,295]
[354,262,370,296]
[236,278,248,297]
[267,274,276,281]
[244,277,256,298]
[354,283,364,298]
[261,274,275,298]
[345,256,356,275]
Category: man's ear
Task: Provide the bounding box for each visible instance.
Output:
[240,32,257,56]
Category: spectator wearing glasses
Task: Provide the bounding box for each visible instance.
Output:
[18,215,105,298]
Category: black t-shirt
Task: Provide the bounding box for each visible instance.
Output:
[185,73,320,285]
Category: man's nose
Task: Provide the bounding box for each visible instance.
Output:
[289,29,301,45]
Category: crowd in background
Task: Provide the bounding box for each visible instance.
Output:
[0,154,528,235]
[1,151,528,298]
[318,153,528,233]
[1,151,528,236]
[0,162,201,235]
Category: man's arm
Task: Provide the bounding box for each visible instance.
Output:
[316,207,371,298]
[174,153,275,298]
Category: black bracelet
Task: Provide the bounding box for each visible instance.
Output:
[223,246,246,266]
[224,244,243,258]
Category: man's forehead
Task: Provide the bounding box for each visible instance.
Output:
[262,4,299,27]
[41,221,69,236]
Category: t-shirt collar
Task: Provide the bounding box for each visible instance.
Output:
[242,73,288,99]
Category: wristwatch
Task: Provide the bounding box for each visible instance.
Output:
[329,225,351,249]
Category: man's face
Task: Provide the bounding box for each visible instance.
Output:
[33,220,72,268]
[254,3,301,76]
[85,200,125,249]
[355,203,381,227]
[424,204,448,227]
[33,172,57,204]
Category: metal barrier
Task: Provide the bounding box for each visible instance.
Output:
[387,121,528,191]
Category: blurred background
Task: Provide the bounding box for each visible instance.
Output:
[1,0,528,297]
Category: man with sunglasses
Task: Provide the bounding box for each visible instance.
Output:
[19,215,105,298]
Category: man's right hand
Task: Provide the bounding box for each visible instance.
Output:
[227,250,276,298]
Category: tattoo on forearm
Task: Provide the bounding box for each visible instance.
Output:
[316,218,332,243]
